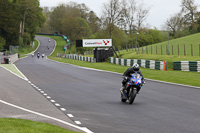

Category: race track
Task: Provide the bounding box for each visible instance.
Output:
[15,36,200,133]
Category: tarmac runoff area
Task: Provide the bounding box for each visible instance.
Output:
[0,65,92,133]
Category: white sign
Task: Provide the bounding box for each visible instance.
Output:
[83,39,112,47]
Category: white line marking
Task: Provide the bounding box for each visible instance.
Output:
[28,81,31,84]
[50,100,55,103]
[61,108,66,111]
[38,89,41,91]
[67,114,74,118]
[43,93,47,96]
[31,84,34,86]
[55,103,60,106]
[75,121,81,125]
[46,96,51,99]
[40,91,44,94]
[0,65,28,81]
[13,64,28,81]
[0,99,93,133]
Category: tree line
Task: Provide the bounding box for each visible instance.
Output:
[164,0,200,38]
[38,0,164,52]
[0,0,45,51]
[1,0,199,53]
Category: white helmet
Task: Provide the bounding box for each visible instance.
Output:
[132,63,139,71]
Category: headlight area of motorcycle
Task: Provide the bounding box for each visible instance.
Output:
[138,79,141,83]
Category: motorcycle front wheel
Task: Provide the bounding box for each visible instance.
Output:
[128,88,137,104]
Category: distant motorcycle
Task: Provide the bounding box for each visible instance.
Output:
[37,52,40,58]
[121,72,143,104]
[42,54,45,58]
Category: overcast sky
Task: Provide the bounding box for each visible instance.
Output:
[39,0,200,30]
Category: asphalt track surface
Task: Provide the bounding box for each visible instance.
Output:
[15,36,200,133]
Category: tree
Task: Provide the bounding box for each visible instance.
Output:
[181,0,199,32]
[135,3,149,30]
[87,11,101,34]
[121,0,137,35]
[0,0,20,48]
[165,13,185,36]
[61,17,91,41]
[102,0,122,38]
[0,36,6,50]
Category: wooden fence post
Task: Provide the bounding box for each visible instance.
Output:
[178,45,179,56]
[184,44,186,56]
[166,45,167,55]
[142,47,143,54]
[138,47,140,54]
[191,44,193,56]
[146,46,148,54]
[156,45,157,54]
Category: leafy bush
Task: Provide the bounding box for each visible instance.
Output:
[0,36,6,50]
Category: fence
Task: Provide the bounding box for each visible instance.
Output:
[129,44,200,56]
[110,57,167,71]
[57,53,94,63]
[173,61,200,72]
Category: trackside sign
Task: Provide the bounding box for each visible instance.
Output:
[83,39,112,47]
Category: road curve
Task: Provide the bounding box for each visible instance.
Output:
[15,36,200,133]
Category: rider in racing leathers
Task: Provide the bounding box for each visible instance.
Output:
[120,63,145,94]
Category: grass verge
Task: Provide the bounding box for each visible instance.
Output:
[0,118,81,133]
[49,57,200,87]
[0,64,26,79]
[18,39,39,58]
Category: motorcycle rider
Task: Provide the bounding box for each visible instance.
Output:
[120,63,145,94]
[37,52,40,58]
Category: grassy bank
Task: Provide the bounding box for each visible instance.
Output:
[49,57,200,87]
[136,33,200,56]
[18,39,39,57]
[0,118,81,133]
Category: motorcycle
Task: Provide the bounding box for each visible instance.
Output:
[121,72,143,104]
[37,53,40,58]
[42,54,45,58]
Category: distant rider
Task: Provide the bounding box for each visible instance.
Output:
[120,63,145,94]
[37,52,40,58]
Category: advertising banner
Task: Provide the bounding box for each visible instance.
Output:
[83,39,112,47]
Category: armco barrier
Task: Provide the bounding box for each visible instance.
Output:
[110,57,167,71]
[0,53,18,64]
[173,61,200,72]
[57,53,94,63]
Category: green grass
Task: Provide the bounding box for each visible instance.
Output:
[0,64,26,79]
[49,57,200,87]
[0,118,81,133]
[19,39,39,57]
[137,33,200,56]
